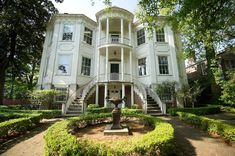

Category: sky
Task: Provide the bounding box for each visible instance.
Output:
[53,0,139,21]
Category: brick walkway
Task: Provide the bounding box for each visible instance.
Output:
[161,116,235,156]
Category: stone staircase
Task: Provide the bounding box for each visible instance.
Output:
[65,97,83,116]
[147,94,162,116]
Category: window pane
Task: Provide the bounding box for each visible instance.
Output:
[62,24,73,41]
[58,55,72,75]
[81,57,91,76]
[84,27,93,45]
[137,29,145,45]
[138,57,147,76]
[158,56,169,74]
[156,28,165,42]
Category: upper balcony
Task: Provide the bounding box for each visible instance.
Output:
[96,7,134,48]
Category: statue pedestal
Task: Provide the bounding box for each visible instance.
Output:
[111,108,122,129]
[104,124,129,135]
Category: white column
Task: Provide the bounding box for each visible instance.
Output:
[104,83,108,107]
[129,50,132,82]
[106,18,109,43]
[105,47,109,81]
[121,47,124,81]
[121,18,124,43]
[98,19,101,45]
[95,84,99,104]
[97,49,100,81]
[128,21,132,45]
[122,83,125,108]
[131,84,134,106]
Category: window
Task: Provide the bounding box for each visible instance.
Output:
[158,56,169,74]
[62,24,74,41]
[224,59,235,70]
[57,55,72,75]
[156,28,165,42]
[81,57,91,76]
[137,29,145,45]
[138,57,147,76]
[55,88,67,102]
[83,27,92,45]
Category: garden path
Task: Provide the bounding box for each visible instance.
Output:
[0,118,63,156]
[161,116,235,156]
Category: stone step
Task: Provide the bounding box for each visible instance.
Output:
[147,104,159,107]
[147,110,162,113]
[64,114,81,117]
[147,106,160,110]
[66,110,82,114]
[148,113,164,116]
[68,105,82,108]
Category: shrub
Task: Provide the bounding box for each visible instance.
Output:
[168,106,221,116]
[86,107,110,114]
[131,104,139,109]
[177,112,235,143]
[0,114,41,137]
[87,104,99,109]
[44,111,175,156]
[30,89,58,109]
[220,106,235,113]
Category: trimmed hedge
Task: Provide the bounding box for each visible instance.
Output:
[44,111,175,156]
[0,110,61,139]
[177,112,235,143]
[220,106,235,113]
[168,106,221,116]
[0,114,41,137]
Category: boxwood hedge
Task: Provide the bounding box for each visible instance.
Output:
[177,112,235,143]
[44,111,175,156]
[0,110,61,139]
[168,106,221,116]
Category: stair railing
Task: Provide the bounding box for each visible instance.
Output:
[132,78,147,113]
[64,76,97,114]
[146,87,166,114]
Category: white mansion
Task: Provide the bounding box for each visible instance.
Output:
[37,6,187,115]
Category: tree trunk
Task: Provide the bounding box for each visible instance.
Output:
[0,68,6,105]
[205,43,221,100]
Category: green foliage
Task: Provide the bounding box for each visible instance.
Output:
[0,109,61,138]
[44,111,175,156]
[220,106,235,113]
[87,104,99,109]
[168,106,221,116]
[177,112,235,143]
[156,81,177,102]
[86,107,110,114]
[131,104,139,109]
[30,89,58,109]
[212,63,235,106]
[177,81,202,107]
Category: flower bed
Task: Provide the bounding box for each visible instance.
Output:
[177,112,235,144]
[168,106,221,116]
[44,111,175,156]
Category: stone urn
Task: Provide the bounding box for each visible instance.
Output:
[106,97,125,130]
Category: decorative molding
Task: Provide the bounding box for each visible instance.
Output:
[59,43,75,51]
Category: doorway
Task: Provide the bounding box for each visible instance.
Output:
[110,63,120,80]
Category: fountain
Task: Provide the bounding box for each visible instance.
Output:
[104,97,130,135]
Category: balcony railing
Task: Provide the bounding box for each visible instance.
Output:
[98,73,132,82]
[100,37,130,46]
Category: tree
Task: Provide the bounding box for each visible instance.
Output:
[0,0,63,104]
[137,0,235,99]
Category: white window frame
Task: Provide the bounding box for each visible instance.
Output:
[83,27,93,45]
[62,24,74,41]
[156,28,165,42]
[81,57,91,76]
[137,28,145,46]
[57,54,72,76]
[158,56,170,75]
[138,57,147,76]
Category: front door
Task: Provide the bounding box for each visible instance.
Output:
[110,63,119,80]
